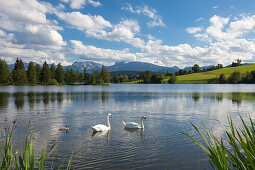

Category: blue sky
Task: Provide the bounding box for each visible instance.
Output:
[1,0,255,68]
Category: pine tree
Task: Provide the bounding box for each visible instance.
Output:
[0,59,12,84]
[40,61,51,84]
[12,58,27,84]
[100,66,110,83]
[50,64,56,80]
[26,62,36,85]
[83,67,90,85]
[55,63,64,84]
[35,64,41,84]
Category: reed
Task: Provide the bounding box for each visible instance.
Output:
[182,114,255,169]
[0,119,72,170]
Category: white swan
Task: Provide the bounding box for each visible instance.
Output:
[122,116,147,129]
[91,113,112,132]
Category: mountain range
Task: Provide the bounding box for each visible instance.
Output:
[8,60,217,74]
[47,61,179,73]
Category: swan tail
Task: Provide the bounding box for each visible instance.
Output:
[122,121,126,126]
[91,126,96,131]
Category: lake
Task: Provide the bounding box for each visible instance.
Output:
[0,84,255,169]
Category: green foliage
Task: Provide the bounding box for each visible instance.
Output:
[90,70,101,85]
[100,66,110,83]
[26,62,37,85]
[151,73,162,84]
[65,69,78,84]
[218,74,227,84]
[232,59,242,67]
[35,64,41,84]
[179,69,184,75]
[0,59,12,84]
[50,64,56,80]
[228,71,241,84]
[192,64,201,73]
[0,120,72,169]
[216,63,223,69]
[40,61,51,85]
[48,79,59,85]
[182,114,255,169]
[139,70,151,83]
[173,64,255,84]
[168,75,176,83]
[12,58,27,85]
[55,63,64,84]
[112,74,120,83]
[119,75,128,83]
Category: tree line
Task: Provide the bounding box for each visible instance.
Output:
[0,58,111,85]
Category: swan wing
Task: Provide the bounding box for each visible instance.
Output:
[124,122,141,129]
[91,124,110,132]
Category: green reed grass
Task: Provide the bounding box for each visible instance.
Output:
[0,119,72,170]
[182,114,255,169]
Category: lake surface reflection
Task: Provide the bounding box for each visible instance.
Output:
[1,84,255,169]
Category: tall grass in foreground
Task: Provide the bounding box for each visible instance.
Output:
[182,115,255,169]
[0,119,72,170]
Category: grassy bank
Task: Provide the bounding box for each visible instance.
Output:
[174,64,255,84]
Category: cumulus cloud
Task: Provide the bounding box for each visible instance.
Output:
[122,4,165,27]
[87,0,102,7]
[186,27,203,34]
[55,11,111,33]
[62,0,101,9]
[70,0,86,9]
[0,0,70,65]
[70,40,136,63]
[89,19,145,48]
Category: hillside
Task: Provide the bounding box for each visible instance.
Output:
[173,64,255,83]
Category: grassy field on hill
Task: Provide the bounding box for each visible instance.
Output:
[164,64,255,84]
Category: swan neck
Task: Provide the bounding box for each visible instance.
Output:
[140,118,144,129]
[107,115,110,128]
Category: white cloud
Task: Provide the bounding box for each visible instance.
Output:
[70,40,136,64]
[213,6,219,9]
[88,19,145,48]
[186,27,203,34]
[0,0,71,65]
[195,17,204,22]
[56,11,112,33]
[87,0,102,7]
[63,0,101,9]
[122,4,165,27]
[70,0,86,9]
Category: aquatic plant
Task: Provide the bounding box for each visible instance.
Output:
[182,114,255,169]
[0,118,72,170]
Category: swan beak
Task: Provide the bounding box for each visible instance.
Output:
[110,115,112,118]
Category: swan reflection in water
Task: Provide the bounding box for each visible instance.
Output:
[123,128,146,142]
[91,130,111,143]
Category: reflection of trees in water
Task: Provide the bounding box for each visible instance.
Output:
[101,91,109,103]
[8,91,111,110]
[57,92,63,105]
[0,93,10,109]
[13,92,25,110]
[192,92,200,102]
[216,93,223,102]
[27,92,36,108]
[92,92,99,101]
[43,92,50,106]
[50,92,56,104]
[231,92,242,106]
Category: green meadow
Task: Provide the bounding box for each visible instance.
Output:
[172,64,255,84]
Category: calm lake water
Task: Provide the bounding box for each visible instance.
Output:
[1,84,255,169]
